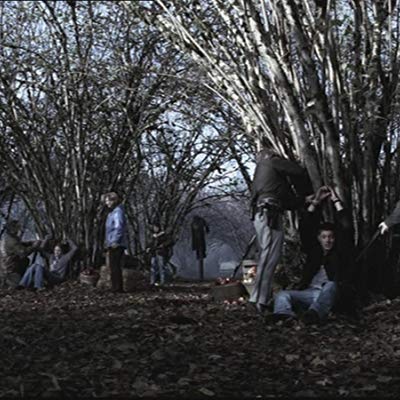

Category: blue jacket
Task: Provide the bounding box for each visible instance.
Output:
[105,205,127,249]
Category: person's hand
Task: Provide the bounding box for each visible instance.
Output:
[327,186,340,202]
[378,222,389,235]
[110,243,119,249]
[32,240,42,248]
[305,194,315,204]
[316,186,331,203]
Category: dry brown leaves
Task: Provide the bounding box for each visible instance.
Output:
[1,281,400,397]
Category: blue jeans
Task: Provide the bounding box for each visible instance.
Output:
[150,255,165,285]
[19,264,45,289]
[273,281,337,320]
[19,264,64,289]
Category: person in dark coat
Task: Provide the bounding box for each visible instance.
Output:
[191,216,209,259]
[379,200,400,234]
[249,148,312,313]
[272,186,356,325]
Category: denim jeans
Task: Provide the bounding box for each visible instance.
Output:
[150,255,165,285]
[273,281,337,320]
[19,264,45,289]
[19,264,64,289]
[249,210,284,307]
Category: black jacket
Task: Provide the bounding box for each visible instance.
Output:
[251,154,311,211]
[385,200,400,228]
[298,207,354,289]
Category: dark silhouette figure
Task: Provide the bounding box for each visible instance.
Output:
[191,216,209,280]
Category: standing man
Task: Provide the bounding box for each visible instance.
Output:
[378,200,400,235]
[104,192,127,293]
[191,215,209,281]
[249,148,312,313]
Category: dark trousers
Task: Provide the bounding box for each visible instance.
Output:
[107,247,124,292]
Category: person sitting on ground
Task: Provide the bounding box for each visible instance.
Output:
[18,238,78,291]
[271,186,355,325]
[0,220,41,289]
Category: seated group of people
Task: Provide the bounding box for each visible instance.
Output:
[0,220,77,291]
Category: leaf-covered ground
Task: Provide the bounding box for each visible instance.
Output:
[1,279,400,398]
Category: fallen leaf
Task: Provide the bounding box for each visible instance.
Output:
[377,376,392,383]
[198,387,215,396]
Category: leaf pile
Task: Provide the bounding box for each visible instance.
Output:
[1,281,400,397]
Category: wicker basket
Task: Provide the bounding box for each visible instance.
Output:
[79,272,99,286]
[211,281,247,301]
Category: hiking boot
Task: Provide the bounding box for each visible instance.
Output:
[302,309,321,325]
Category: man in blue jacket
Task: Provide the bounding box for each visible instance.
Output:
[104,192,127,293]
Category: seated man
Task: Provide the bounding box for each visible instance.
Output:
[271,186,355,325]
[0,220,41,289]
[18,238,78,291]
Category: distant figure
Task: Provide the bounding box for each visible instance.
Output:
[18,238,78,291]
[104,192,128,293]
[191,215,209,280]
[147,224,173,286]
[249,147,312,313]
[191,216,209,259]
[0,220,41,289]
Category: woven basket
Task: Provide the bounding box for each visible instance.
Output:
[79,272,99,286]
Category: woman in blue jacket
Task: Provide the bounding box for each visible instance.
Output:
[104,192,127,293]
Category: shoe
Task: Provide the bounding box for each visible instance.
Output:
[265,313,297,325]
[255,303,267,314]
[303,309,320,325]
[15,285,25,291]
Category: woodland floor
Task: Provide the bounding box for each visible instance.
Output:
[1,278,400,398]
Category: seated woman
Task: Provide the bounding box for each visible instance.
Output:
[18,238,78,291]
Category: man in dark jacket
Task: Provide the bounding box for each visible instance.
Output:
[378,200,400,234]
[249,148,312,312]
[272,186,355,325]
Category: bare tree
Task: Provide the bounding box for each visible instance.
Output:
[126,0,400,250]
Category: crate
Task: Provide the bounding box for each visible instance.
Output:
[211,281,247,301]
[241,259,257,296]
